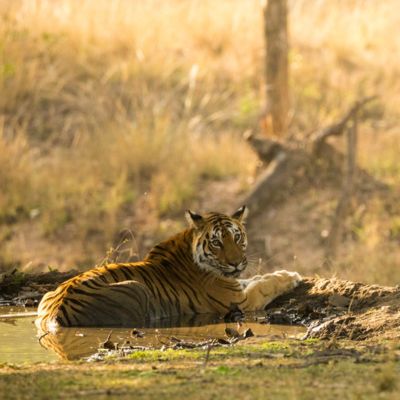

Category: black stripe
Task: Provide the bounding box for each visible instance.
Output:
[148,269,175,313]
[180,287,198,314]
[136,268,158,297]
[162,259,196,293]
[207,293,229,311]
[119,266,134,280]
[177,276,201,304]
[111,283,146,308]
[84,293,129,321]
[66,297,85,307]
[219,282,243,292]
[58,304,72,326]
[149,247,177,261]
[72,288,92,296]
[108,269,120,282]
[106,288,144,318]
[154,265,181,299]
[81,279,102,289]
[68,303,81,314]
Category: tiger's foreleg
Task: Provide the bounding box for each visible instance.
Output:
[240,270,301,311]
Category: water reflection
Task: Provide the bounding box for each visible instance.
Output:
[39,314,305,360]
[0,308,305,362]
[39,314,220,360]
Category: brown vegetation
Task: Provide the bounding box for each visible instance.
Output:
[0,0,399,288]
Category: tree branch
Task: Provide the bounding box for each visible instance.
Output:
[312,96,377,153]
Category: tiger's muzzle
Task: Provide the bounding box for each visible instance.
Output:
[222,258,247,278]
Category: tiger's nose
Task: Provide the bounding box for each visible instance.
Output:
[228,261,240,267]
[229,260,246,270]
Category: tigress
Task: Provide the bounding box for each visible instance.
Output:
[36,206,301,331]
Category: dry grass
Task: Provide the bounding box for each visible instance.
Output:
[0,0,399,280]
[290,1,400,128]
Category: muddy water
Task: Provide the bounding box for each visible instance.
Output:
[0,307,59,363]
[0,307,305,363]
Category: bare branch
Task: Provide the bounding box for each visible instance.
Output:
[312,96,377,152]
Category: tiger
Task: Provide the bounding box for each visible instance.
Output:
[36,206,301,331]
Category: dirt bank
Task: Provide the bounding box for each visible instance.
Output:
[266,277,400,340]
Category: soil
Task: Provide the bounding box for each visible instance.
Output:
[265,277,400,341]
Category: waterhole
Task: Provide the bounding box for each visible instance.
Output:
[0,307,305,363]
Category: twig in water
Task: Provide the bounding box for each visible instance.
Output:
[100,330,115,350]
[38,331,50,349]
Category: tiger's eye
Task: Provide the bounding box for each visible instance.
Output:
[234,233,241,242]
[211,239,221,247]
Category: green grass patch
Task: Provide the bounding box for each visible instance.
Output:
[125,348,204,363]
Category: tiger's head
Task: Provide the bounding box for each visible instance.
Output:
[185,206,248,278]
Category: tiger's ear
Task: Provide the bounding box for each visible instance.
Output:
[185,210,205,229]
[231,205,248,222]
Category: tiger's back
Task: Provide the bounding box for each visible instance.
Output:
[37,262,151,329]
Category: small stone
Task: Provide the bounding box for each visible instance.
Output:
[243,328,255,338]
[131,328,145,338]
[328,294,351,308]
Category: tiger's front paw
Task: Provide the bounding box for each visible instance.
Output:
[264,270,302,292]
[284,270,302,289]
[242,270,302,311]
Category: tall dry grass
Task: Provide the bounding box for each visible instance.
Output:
[0,0,399,278]
[1,0,262,241]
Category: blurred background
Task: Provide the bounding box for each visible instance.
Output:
[0,0,399,285]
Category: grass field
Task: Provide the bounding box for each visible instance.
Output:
[1,340,399,399]
[0,0,399,282]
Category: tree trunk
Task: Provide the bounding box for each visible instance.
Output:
[263,0,289,138]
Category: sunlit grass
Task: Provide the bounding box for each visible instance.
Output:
[0,120,256,239]
[0,0,399,275]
